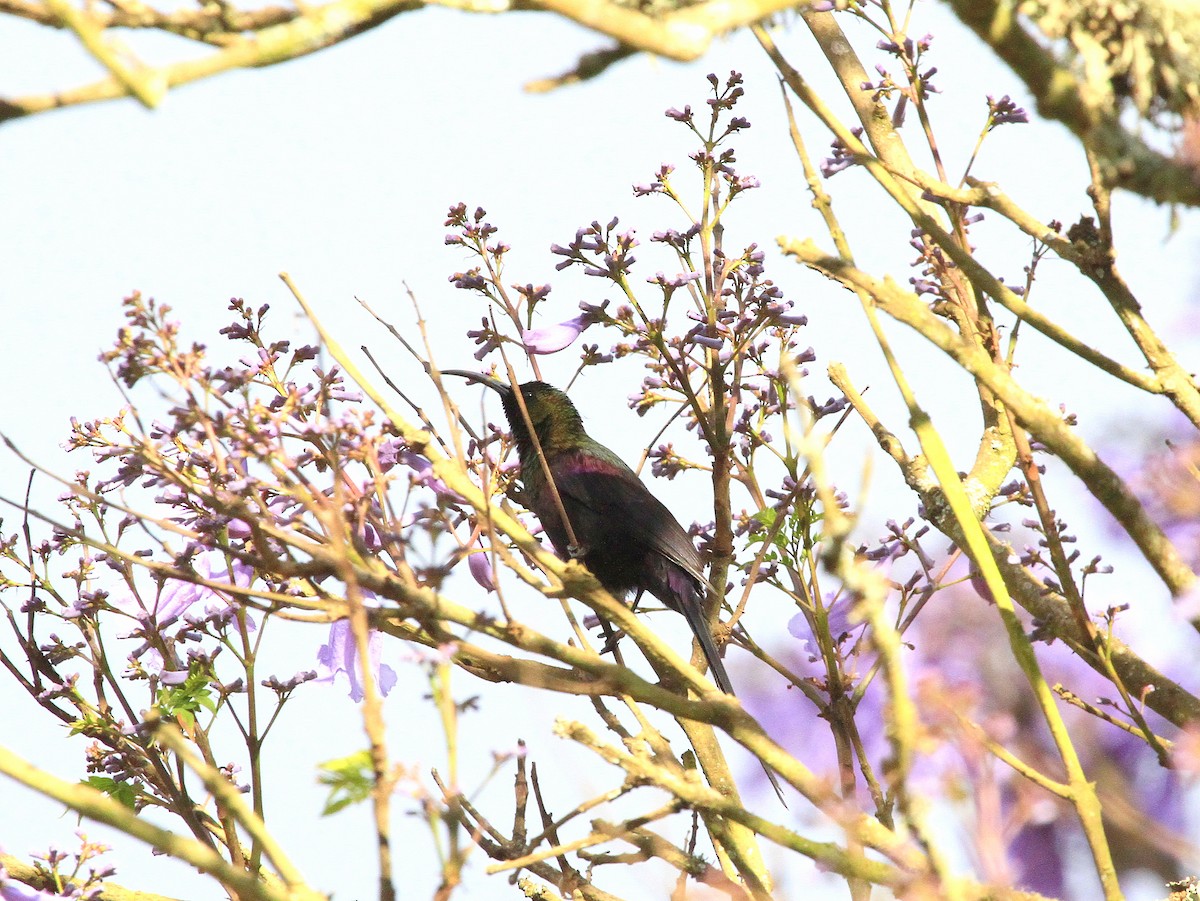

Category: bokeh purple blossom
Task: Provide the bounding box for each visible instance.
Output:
[316,617,399,703]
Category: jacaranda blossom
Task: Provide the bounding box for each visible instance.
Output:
[521,313,592,355]
[107,550,255,632]
[315,618,398,703]
[0,870,58,901]
[468,552,496,593]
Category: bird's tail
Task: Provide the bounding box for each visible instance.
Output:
[666,573,788,805]
[674,581,738,697]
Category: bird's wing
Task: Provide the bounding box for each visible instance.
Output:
[548,454,789,804]
[548,453,709,581]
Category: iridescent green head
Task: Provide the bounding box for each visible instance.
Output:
[443,371,586,455]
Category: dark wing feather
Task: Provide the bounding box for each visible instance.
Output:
[545,453,732,691]
[547,454,788,803]
[547,453,706,580]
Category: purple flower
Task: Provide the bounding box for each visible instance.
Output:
[262,670,318,693]
[108,551,255,634]
[0,871,57,901]
[316,619,398,703]
[391,449,461,502]
[520,313,593,355]
[784,617,815,650]
[449,271,487,291]
[821,127,864,177]
[226,518,252,539]
[377,439,404,472]
[468,552,496,593]
[697,334,725,349]
[987,94,1029,127]
[514,283,551,305]
[648,271,702,289]
[825,597,857,638]
[1008,819,1065,896]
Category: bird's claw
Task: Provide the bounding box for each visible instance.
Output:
[597,628,626,656]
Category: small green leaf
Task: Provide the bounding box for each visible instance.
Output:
[83,775,138,809]
[156,667,216,721]
[317,749,374,816]
[749,508,776,533]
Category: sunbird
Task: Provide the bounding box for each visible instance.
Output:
[446,370,785,802]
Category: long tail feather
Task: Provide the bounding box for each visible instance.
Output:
[674,582,788,806]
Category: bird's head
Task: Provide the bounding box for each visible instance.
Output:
[443,371,585,452]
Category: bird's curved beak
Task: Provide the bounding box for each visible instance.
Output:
[441,369,512,397]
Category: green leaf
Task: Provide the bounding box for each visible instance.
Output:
[67,711,105,737]
[746,507,789,560]
[156,667,216,722]
[83,775,138,810]
[749,507,776,533]
[317,749,374,816]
